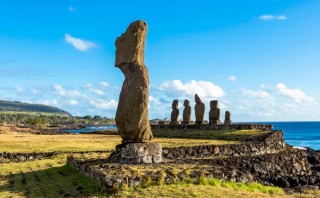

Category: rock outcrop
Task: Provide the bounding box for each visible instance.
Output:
[115,20,152,143]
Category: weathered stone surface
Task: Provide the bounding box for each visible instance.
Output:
[170,100,179,124]
[194,94,205,124]
[115,20,152,142]
[162,130,286,159]
[108,143,163,164]
[224,111,232,125]
[182,99,191,124]
[209,100,220,124]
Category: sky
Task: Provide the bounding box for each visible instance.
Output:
[0,0,320,121]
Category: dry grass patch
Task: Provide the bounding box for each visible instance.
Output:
[0,133,236,153]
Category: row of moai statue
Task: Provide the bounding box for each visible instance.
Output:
[170,94,232,125]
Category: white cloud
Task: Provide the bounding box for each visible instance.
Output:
[259,15,287,21]
[54,84,82,97]
[90,88,104,95]
[90,99,117,110]
[15,86,24,93]
[64,34,96,52]
[149,96,161,106]
[159,80,225,100]
[54,84,66,95]
[69,99,79,105]
[242,89,270,99]
[100,81,109,88]
[228,75,237,82]
[84,83,105,95]
[276,83,315,103]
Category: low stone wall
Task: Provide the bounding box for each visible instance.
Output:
[206,149,313,187]
[162,130,285,159]
[67,148,318,190]
[0,150,108,163]
[0,151,58,162]
[151,123,273,131]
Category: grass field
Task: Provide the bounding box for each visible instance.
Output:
[1,127,319,197]
[152,128,269,141]
[0,134,237,153]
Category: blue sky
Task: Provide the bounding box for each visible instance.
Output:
[1,0,320,121]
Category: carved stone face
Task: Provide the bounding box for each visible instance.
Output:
[172,100,179,109]
[195,94,202,103]
[184,99,190,106]
[210,100,218,109]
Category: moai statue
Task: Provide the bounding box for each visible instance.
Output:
[194,94,205,124]
[115,20,152,143]
[109,20,163,164]
[209,100,221,124]
[170,100,179,124]
[182,99,191,124]
[224,111,232,125]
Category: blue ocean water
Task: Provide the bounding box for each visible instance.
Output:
[67,125,117,133]
[263,122,320,150]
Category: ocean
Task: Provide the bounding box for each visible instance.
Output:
[266,121,320,150]
[68,122,320,150]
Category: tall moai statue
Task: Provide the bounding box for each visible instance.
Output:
[209,100,221,124]
[170,100,179,124]
[194,94,205,124]
[182,99,191,124]
[110,20,163,164]
[224,111,232,125]
[115,20,152,143]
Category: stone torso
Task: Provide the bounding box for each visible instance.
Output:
[195,102,205,123]
[183,106,191,124]
[209,100,221,124]
[209,108,220,124]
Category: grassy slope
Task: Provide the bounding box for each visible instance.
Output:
[0,100,71,116]
[0,111,69,116]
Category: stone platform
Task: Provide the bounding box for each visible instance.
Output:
[67,130,320,192]
[107,142,163,164]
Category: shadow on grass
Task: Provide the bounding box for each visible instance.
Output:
[0,165,107,198]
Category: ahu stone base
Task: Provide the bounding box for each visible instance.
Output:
[107,142,163,164]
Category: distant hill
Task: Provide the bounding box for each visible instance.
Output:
[0,100,71,117]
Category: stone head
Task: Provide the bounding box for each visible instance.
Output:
[184,99,190,106]
[195,94,202,103]
[225,111,231,117]
[115,20,147,68]
[210,100,218,109]
[172,99,179,109]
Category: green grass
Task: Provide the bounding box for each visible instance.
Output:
[152,128,269,141]
[0,154,106,197]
